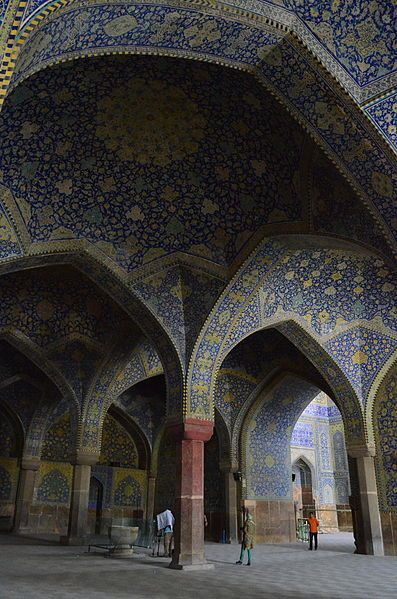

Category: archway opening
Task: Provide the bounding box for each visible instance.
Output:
[291,393,353,538]
[0,406,21,531]
[88,476,104,536]
[214,325,364,551]
[292,458,314,520]
[204,428,226,542]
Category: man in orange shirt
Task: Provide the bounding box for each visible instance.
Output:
[307,512,320,550]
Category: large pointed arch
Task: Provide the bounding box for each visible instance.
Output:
[187,237,390,442]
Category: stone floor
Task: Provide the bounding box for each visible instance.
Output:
[0,532,396,599]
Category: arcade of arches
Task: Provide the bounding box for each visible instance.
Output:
[0,0,396,574]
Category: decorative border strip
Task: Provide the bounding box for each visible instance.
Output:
[221,0,397,106]
[0,0,28,106]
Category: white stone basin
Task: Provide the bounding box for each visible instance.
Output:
[108,525,139,557]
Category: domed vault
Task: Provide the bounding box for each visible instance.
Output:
[0,54,386,274]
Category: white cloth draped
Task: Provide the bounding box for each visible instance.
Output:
[156,509,175,531]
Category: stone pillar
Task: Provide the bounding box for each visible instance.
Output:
[61,450,99,546]
[169,419,214,570]
[13,456,40,532]
[221,467,238,543]
[348,445,384,555]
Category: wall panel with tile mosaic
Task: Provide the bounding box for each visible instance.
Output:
[0,457,19,503]
[100,414,139,468]
[34,461,72,504]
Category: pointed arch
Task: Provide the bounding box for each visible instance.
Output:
[108,404,151,471]
[0,328,79,427]
[187,237,390,448]
[292,454,316,480]
[4,3,395,261]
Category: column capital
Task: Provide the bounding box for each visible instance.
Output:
[347,443,376,458]
[72,448,100,466]
[21,456,40,471]
[167,418,213,442]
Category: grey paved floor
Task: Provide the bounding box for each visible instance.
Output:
[0,533,396,599]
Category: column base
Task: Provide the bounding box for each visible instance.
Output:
[14,527,33,534]
[60,535,88,546]
[169,562,214,571]
[109,548,135,558]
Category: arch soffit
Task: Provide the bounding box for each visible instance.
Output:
[113,341,164,400]
[0,327,79,420]
[214,406,231,469]
[3,2,396,257]
[81,335,168,452]
[0,249,184,411]
[116,371,164,401]
[369,358,397,510]
[80,334,153,452]
[228,364,333,464]
[12,0,397,105]
[366,351,397,447]
[239,371,319,477]
[0,373,44,393]
[108,403,151,470]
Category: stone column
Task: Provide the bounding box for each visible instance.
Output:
[348,445,384,555]
[13,456,40,532]
[61,450,99,545]
[221,466,238,543]
[169,419,214,570]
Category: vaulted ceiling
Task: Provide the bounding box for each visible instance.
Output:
[0,54,390,273]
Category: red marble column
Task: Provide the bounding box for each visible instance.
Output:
[169,419,214,570]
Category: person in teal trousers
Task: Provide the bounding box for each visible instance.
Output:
[236,512,255,566]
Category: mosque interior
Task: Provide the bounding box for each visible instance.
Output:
[0,0,396,581]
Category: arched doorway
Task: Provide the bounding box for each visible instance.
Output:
[0,405,22,531]
[89,477,103,535]
[293,458,314,520]
[204,429,226,542]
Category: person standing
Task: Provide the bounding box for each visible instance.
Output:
[307,512,320,550]
[236,512,255,566]
[156,508,175,557]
